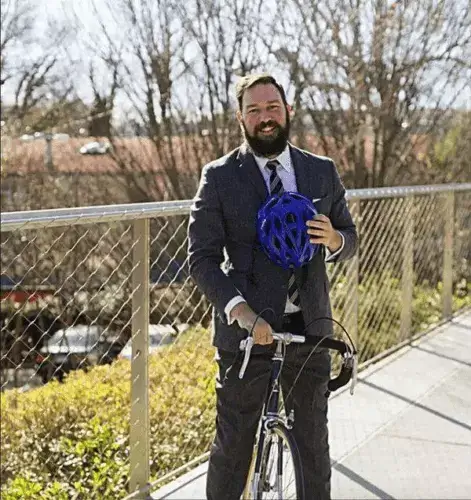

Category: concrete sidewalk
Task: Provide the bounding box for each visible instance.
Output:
[153,312,471,499]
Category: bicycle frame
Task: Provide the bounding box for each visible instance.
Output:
[247,340,289,498]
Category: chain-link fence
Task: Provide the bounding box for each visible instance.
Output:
[1,184,470,499]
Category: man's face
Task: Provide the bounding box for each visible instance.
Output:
[237,83,291,157]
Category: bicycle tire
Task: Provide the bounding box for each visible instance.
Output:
[247,424,305,500]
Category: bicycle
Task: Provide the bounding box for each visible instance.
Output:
[239,329,357,500]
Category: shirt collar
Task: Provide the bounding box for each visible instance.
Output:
[251,144,292,173]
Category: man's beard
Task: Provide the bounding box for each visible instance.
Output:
[242,113,290,157]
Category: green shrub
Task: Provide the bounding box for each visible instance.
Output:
[1,327,216,499]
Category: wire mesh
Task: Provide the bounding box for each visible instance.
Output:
[453,191,471,313]
[412,194,444,329]
[1,221,137,496]
[1,186,470,498]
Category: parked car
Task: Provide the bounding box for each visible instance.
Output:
[36,325,117,383]
[52,133,70,141]
[119,324,189,361]
[79,141,111,155]
[20,134,35,142]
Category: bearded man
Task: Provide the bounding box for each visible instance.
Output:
[188,73,358,500]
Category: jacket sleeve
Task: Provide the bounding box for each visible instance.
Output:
[327,160,358,262]
[187,164,241,320]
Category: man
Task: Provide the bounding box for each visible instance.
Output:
[188,73,357,500]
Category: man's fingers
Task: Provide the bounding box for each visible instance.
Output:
[307,223,326,230]
[261,331,273,344]
[306,219,327,227]
[255,336,270,345]
[253,326,273,345]
[307,228,326,236]
[307,219,330,230]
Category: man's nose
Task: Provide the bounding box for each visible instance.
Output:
[258,113,275,125]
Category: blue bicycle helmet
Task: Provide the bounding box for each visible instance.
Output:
[257,192,320,270]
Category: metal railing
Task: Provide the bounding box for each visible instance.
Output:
[1,183,470,499]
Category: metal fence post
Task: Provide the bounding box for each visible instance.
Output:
[400,195,414,341]
[442,191,455,319]
[349,199,360,350]
[129,218,150,497]
[44,133,54,171]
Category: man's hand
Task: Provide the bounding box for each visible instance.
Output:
[230,302,273,345]
[306,214,342,253]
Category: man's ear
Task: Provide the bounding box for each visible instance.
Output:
[236,109,243,124]
[287,104,294,119]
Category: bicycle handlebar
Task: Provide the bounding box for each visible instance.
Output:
[239,332,357,395]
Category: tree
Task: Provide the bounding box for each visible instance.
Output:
[87,59,119,137]
[72,0,276,202]
[71,0,193,203]
[1,0,75,135]
[0,0,34,86]
[176,0,271,157]
[422,111,471,184]
[273,0,471,187]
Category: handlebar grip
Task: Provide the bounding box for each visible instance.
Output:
[327,357,354,392]
[304,335,349,355]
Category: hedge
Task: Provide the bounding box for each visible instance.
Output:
[1,327,217,499]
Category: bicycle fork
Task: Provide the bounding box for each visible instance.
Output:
[247,344,285,498]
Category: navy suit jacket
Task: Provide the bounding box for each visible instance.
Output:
[188,143,358,352]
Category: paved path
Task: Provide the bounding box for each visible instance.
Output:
[153,312,471,499]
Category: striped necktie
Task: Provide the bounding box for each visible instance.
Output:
[266,160,300,307]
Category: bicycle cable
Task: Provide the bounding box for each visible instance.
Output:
[282,316,355,405]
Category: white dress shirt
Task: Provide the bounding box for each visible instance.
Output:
[225,144,345,324]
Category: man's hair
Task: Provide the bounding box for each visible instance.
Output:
[236,73,288,110]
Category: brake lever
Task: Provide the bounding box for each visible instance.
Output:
[350,353,358,395]
[239,336,254,379]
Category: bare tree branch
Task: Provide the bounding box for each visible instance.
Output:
[274,0,471,187]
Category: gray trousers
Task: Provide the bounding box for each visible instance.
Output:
[206,312,332,500]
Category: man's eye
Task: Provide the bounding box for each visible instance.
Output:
[248,108,259,114]
[268,105,280,110]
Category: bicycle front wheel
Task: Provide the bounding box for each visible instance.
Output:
[254,424,304,500]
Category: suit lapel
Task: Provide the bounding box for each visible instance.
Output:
[289,144,322,283]
[290,144,314,200]
[237,143,268,201]
[289,144,325,200]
